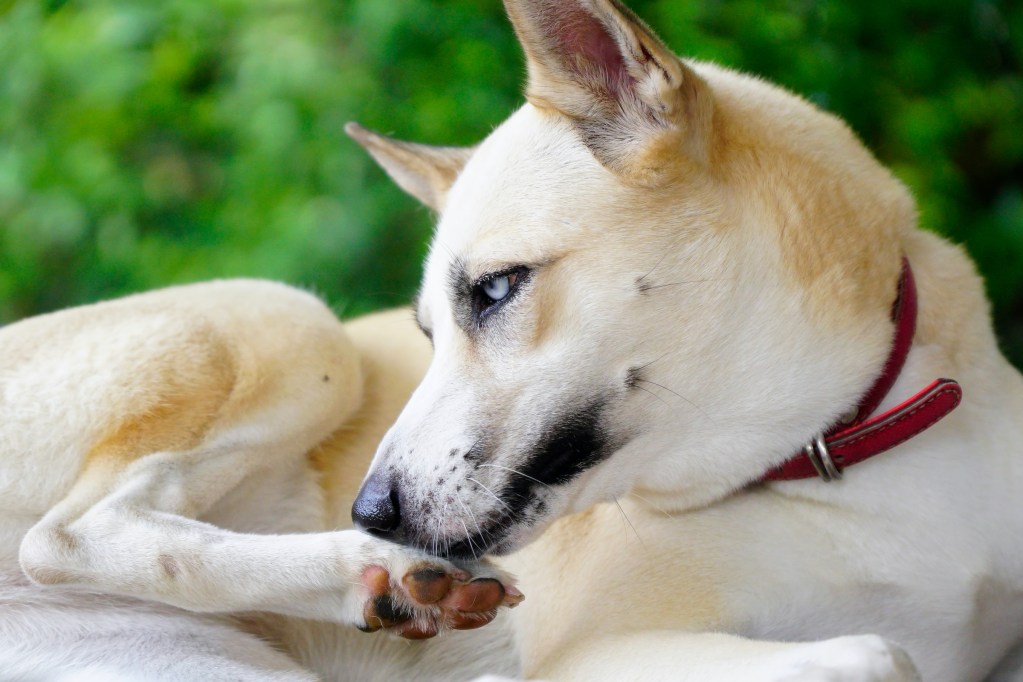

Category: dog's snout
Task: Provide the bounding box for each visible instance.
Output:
[352,470,403,541]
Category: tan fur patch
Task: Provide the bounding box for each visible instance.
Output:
[158,554,180,580]
[705,64,912,323]
[528,257,570,349]
[28,566,81,585]
[48,527,79,555]
[86,326,236,467]
[503,501,724,675]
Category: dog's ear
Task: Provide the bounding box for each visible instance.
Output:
[504,0,714,183]
[345,123,474,212]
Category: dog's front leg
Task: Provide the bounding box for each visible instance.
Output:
[518,631,920,682]
[18,445,520,637]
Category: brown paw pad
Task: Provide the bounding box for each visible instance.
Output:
[448,608,498,631]
[442,578,505,613]
[394,619,440,640]
[402,567,453,605]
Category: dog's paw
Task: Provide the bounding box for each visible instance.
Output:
[357,560,522,640]
[763,635,921,682]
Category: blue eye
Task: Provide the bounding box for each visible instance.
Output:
[482,274,512,302]
[471,267,528,324]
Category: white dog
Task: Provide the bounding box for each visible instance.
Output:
[345,0,1023,680]
[4,0,1022,681]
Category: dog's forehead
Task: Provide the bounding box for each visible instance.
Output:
[437,105,617,253]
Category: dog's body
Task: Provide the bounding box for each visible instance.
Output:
[0,282,520,681]
[4,0,1023,680]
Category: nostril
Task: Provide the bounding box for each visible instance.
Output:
[386,488,400,522]
[352,471,402,538]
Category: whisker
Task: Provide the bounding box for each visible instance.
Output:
[457,516,479,560]
[633,383,672,408]
[478,463,551,489]
[467,477,513,512]
[635,350,676,372]
[456,493,485,541]
[432,237,458,261]
[627,491,673,519]
[639,278,719,292]
[464,435,485,459]
[439,495,453,557]
[635,378,712,421]
[636,249,673,286]
[614,498,645,548]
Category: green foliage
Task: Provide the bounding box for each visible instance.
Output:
[1,0,1021,364]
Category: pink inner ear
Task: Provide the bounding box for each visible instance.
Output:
[546,3,631,98]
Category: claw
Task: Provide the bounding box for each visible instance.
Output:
[503,584,525,607]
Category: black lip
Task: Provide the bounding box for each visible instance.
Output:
[423,398,620,559]
[430,511,512,560]
[445,535,518,560]
[415,396,621,564]
[442,535,497,560]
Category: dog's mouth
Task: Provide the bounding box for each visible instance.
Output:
[446,534,521,559]
[440,524,508,560]
[398,397,627,560]
[416,489,546,560]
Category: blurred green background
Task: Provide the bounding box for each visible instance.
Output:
[1,0,1021,365]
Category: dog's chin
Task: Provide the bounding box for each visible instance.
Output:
[434,517,553,560]
[486,535,527,557]
[442,538,499,561]
[436,529,518,561]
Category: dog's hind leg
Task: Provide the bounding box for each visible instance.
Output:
[0,572,318,682]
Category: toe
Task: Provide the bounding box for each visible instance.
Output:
[442,578,505,613]
[448,608,498,630]
[362,565,391,595]
[394,620,440,640]
[403,567,453,605]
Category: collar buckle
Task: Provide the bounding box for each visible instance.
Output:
[803,434,843,482]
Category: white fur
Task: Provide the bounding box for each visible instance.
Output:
[354,1,1023,680]
[5,1,1023,680]
[0,283,519,681]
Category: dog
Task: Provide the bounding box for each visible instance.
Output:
[0,284,524,681]
[5,1,1023,681]
[342,0,1023,680]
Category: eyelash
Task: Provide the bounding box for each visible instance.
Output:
[471,266,529,323]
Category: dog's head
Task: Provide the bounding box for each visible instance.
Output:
[349,0,916,558]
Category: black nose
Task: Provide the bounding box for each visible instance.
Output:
[352,470,403,540]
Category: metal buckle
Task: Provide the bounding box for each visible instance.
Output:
[803,434,843,482]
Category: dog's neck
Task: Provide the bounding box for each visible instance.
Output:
[760,259,962,483]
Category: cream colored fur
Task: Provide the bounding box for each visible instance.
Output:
[0,285,520,681]
[346,1,1023,681]
[4,0,1023,680]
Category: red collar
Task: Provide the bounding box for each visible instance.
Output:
[762,259,962,482]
